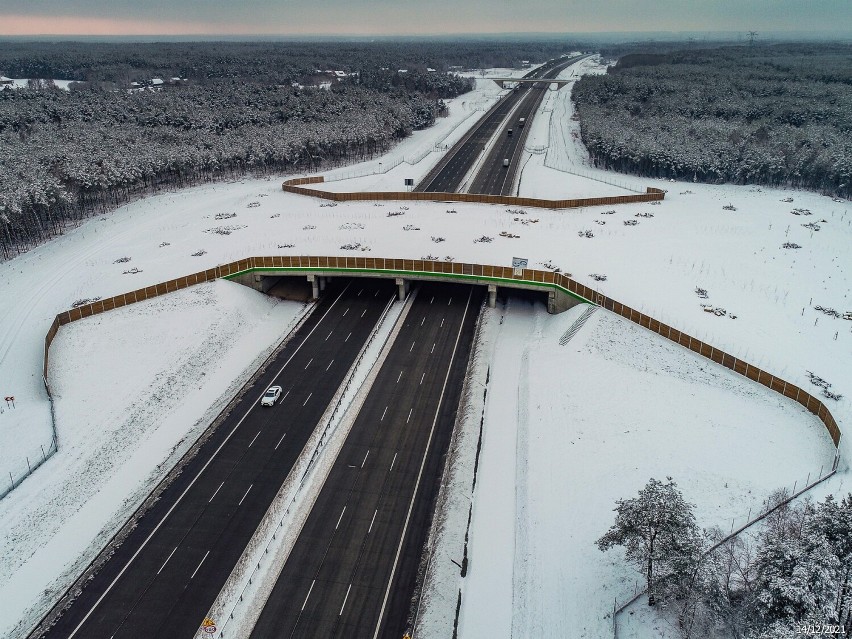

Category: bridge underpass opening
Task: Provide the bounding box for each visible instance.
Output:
[231,270,584,313]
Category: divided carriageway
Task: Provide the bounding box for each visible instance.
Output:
[37,280,397,639]
[417,54,587,195]
[250,282,481,638]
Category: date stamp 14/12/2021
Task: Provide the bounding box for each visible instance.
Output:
[797,626,847,636]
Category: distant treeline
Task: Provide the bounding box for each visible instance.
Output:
[0,80,462,259]
[0,40,574,85]
[573,44,852,197]
[7,39,605,259]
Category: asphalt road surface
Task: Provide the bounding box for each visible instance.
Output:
[417,55,585,195]
[37,279,396,639]
[250,283,483,639]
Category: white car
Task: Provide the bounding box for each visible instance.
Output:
[260,385,282,407]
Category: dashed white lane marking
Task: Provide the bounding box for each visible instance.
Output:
[390,452,398,471]
[410,341,416,352]
[397,371,402,383]
[64,282,355,639]
[275,433,286,450]
[283,389,290,400]
[407,409,413,424]
[368,509,378,534]
[381,406,388,421]
[209,481,224,503]
[336,506,347,530]
[304,358,313,369]
[238,484,253,506]
[345,332,351,342]
[361,450,370,468]
[421,317,425,326]
[441,318,444,328]
[361,309,367,318]
[326,359,334,371]
[358,289,363,296]
[248,431,261,448]
[374,290,379,297]
[157,547,177,575]
[326,330,333,341]
[431,343,435,353]
[448,297,453,305]
[190,551,209,579]
[343,308,349,317]
[303,392,313,406]
[430,296,434,304]
[373,286,474,639]
[340,583,353,616]
[420,372,425,385]
[302,579,316,611]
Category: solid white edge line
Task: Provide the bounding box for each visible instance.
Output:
[191,551,210,579]
[372,287,473,639]
[65,284,352,639]
[302,579,316,611]
[339,583,352,616]
[238,484,253,506]
[335,506,347,530]
[157,546,178,575]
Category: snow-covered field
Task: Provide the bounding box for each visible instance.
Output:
[0,54,849,638]
[457,300,839,638]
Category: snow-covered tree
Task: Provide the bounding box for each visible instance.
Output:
[597,477,704,606]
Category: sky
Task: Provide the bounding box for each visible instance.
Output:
[1,0,851,36]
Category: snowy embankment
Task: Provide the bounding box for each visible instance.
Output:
[0,282,307,638]
[453,299,839,638]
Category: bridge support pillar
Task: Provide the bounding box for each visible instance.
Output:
[307,275,320,299]
[395,278,408,301]
[548,288,582,314]
[319,276,326,292]
[488,284,497,308]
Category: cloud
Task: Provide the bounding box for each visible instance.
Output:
[1,0,850,35]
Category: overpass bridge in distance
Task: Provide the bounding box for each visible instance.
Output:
[490,77,572,89]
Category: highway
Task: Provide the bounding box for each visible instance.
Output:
[249,283,482,638]
[37,279,396,639]
[417,54,585,195]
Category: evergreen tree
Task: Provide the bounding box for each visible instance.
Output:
[597,477,704,606]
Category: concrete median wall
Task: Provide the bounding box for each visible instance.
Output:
[282,175,665,209]
[42,255,842,457]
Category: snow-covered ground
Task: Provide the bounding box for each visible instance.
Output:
[0,281,307,637]
[457,300,838,638]
[3,78,75,90]
[0,54,849,638]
